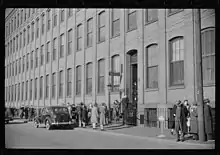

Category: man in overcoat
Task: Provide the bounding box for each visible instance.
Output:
[81,104,87,128]
[77,103,83,127]
[175,100,185,142]
[99,103,106,131]
[203,98,213,140]
[121,93,129,125]
[190,102,199,140]
[170,104,177,135]
[91,103,99,129]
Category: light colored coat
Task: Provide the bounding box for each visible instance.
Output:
[91,106,99,124]
[99,106,106,125]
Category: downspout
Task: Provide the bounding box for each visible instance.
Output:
[164,10,168,105]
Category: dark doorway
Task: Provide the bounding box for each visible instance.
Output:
[131,64,138,107]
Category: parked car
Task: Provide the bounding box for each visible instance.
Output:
[33,106,75,130]
[5,108,13,124]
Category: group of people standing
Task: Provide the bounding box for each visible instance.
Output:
[67,102,109,131]
[170,99,214,142]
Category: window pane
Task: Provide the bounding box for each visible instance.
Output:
[99,27,105,42]
[113,19,120,36]
[99,12,105,27]
[146,9,158,22]
[128,11,137,30]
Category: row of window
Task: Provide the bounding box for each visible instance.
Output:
[5,9,183,59]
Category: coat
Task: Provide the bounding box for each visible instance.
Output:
[204,104,213,134]
[190,106,198,134]
[99,106,106,125]
[77,106,82,120]
[91,106,99,124]
[169,104,177,129]
[81,107,87,122]
[175,104,188,134]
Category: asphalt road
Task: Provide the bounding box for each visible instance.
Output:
[5,122,214,149]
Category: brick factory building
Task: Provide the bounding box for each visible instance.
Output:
[5,8,215,128]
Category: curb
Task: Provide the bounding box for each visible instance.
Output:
[74,128,214,148]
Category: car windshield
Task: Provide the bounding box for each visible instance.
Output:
[53,107,68,113]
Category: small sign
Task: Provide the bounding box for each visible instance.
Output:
[158,116,165,121]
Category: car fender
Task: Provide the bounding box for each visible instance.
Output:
[44,116,52,125]
[34,117,40,124]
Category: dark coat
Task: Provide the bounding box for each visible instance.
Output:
[181,105,188,134]
[99,106,106,125]
[169,104,177,129]
[81,107,87,122]
[204,104,213,134]
[77,106,82,120]
[190,106,198,134]
[175,104,188,134]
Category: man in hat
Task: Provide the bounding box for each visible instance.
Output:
[175,100,184,142]
[190,101,199,140]
[121,93,129,125]
[203,98,213,140]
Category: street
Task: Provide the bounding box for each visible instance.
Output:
[5,122,214,149]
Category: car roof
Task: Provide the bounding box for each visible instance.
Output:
[47,106,67,109]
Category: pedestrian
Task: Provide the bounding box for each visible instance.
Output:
[87,103,92,125]
[183,100,191,135]
[170,103,177,135]
[77,103,83,127]
[81,103,87,128]
[99,103,106,131]
[104,104,109,125]
[91,102,99,129]
[25,107,29,120]
[203,98,213,141]
[175,100,184,142]
[67,103,72,119]
[121,93,129,125]
[190,102,199,140]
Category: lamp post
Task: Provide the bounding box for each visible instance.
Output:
[107,83,112,123]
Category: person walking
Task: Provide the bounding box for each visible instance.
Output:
[67,103,72,119]
[99,103,106,131]
[183,100,191,135]
[91,103,99,129]
[87,103,92,125]
[190,102,199,140]
[170,103,177,135]
[203,98,213,141]
[175,100,184,142]
[81,104,87,128]
[121,93,129,125]
[77,103,83,127]
[104,104,109,125]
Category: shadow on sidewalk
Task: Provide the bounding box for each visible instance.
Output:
[6,121,27,125]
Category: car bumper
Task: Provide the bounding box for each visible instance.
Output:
[51,121,74,125]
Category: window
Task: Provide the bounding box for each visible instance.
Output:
[10,40,12,55]
[28,9,31,18]
[46,42,50,63]
[23,56,25,72]
[47,10,51,31]
[35,78,38,99]
[86,63,93,94]
[40,76,43,99]
[145,9,158,23]
[53,14,57,27]
[30,79,32,100]
[18,83,20,101]
[98,11,105,42]
[27,26,30,44]
[19,58,21,73]
[14,16,16,30]
[52,72,56,98]
[16,59,18,75]
[22,82,24,101]
[127,9,137,31]
[16,35,18,50]
[20,33,22,49]
[40,45,44,66]
[36,18,39,38]
[23,29,26,47]
[45,74,49,98]
[60,9,65,23]
[21,10,23,24]
[60,33,64,58]
[13,38,15,53]
[98,59,105,93]
[59,70,64,98]
[112,9,120,37]
[32,8,35,14]
[68,9,73,17]
[17,13,19,27]
[202,28,215,85]
[67,29,72,55]
[42,14,45,35]
[31,51,34,69]
[24,9,27,21]
[67,68,72,97]
[26,53,29,70]
[11,19,13,33]
[169,37,184,86]
[26,81,28,100]
[76,24,82,51]
[76,66,81,95]
[53,38,57,61]
[87,18,93,47]
[111,55,120,92]
[146,44,158,89]
[35,48,38,68]
[31,22,34,41]
[168,9,182,15]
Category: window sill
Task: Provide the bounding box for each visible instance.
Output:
[97,40,105,44]
[75,95,81,97]
[111,34,120,39]
[203,83,215,87]
[127,27,137,33]
[145,19,158,26]
[167,9,184,17]
[76,49,82,52]
[97,93,105,96]
[145,88,159,92]
[168,85,185,90]
[110,91,120,95]
[85,94,92,97]
[86,45,92,49]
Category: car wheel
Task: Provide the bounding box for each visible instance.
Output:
[33,120,39,128]
[45,120,51,130]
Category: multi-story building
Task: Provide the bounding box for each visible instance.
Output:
[5,8,215,128]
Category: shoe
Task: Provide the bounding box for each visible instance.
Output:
[176,139,180,142]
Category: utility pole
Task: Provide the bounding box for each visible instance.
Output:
[194,9,206,142]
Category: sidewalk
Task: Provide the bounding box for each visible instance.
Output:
[79,122,215,146]
[9,117,28,123]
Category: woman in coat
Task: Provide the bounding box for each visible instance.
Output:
[91,103,99,129]
[99,103,106,131]
[190,102,198,140]
[180,103,188,136]
[81,104,87,128]
[203,99,213,140]
[170,104,177,135]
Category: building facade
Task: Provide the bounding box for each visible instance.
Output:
[5,8,215,128]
